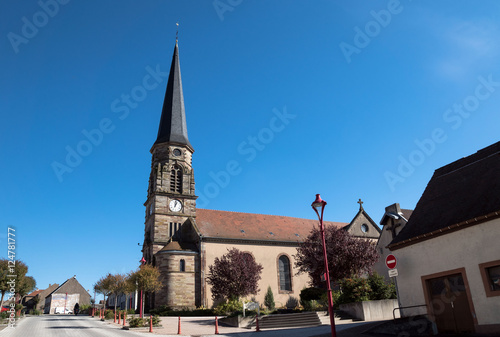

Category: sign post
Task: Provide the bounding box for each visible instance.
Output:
[386,254,402,316]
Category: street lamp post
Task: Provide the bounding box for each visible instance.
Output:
[311,194,337,337]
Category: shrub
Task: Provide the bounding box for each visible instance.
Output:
[285,296,299,309]
[128,315,160,327]
[214,298,243,316]
[302,299,325,311]
[147,315,161,326]
[104,309,114,319]
[264,286,275,311]
[128,317,146,328]
[299,287,325,305]
[331,290,341,309]
[149,306,216,317]
[0,311,9,319]
[28,309,42,315]
[127,308,136,315]
[338,277,371,304]
[367,272,397,300]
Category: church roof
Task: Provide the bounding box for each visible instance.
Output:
[389,141,500,249]
[195,208,347,243]
[159,240,198,253]
[154,42,192,150]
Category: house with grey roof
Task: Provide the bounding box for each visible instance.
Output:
[387,141,500,335]
[44,276,91,314]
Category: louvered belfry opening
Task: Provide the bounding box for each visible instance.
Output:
[170,165,182,193]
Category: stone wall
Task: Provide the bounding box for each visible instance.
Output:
[340,299,400,321]
[155,252,197,309]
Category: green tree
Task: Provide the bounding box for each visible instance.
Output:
[128,265,163,317]
[264,286,275,311]
[18,276,36,303]
[108,273,128,314]
[94,274,114,311]
[0,259,10,310]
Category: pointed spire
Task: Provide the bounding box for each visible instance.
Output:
[154,42,193,150]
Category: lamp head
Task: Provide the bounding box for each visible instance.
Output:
[311,194,327,220]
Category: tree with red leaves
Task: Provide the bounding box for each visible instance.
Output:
[294,226,379,287]
[207,248,263,301]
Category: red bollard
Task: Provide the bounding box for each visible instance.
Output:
[114,310,116,323]
[149,315,153,333]
[177,316,181,335]
[123,313,126,326]
[215,316,219,334]
[118,312,121,325]
[256,316,260,332]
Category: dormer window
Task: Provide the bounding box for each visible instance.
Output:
[170,165,182,193]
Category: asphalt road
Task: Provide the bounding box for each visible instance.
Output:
[0,315,147,337]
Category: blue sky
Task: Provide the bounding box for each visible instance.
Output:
[1,1,499,297]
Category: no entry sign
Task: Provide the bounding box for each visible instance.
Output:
[386,254,397,269]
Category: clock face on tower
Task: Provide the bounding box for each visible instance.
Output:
[169,199,182,212]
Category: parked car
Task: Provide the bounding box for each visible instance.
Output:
[1,306,9,312]
[55,307,73,314]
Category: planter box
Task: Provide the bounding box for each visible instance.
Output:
[339,299,400,321]
[219,315,255,328]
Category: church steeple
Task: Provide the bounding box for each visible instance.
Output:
[154,42,193,151]
[144,40,197,266]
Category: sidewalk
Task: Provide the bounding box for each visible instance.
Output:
[109,316,378,337]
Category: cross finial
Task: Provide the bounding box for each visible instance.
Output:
[357,198,364,210]
[176,22,179,43]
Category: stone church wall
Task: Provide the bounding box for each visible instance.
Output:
[155,252,197,308]
[202,241,311,308]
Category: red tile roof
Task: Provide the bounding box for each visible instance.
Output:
[27,289,43,297]
[195,209,347,242]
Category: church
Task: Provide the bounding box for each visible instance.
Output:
[141,41,381,309]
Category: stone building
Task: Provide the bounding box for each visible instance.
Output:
[372,203,412,281]
[44,276,91,314]
[142,42,381,309]
[387,141,500,335]
[23,283,59,311]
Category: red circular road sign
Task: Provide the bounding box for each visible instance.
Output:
[386,254,397,269]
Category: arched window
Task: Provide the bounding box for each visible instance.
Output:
[180,259,185,272]
[170,165,182,193]
[279,255,292,291]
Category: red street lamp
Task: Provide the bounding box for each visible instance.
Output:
[311,194,337,337]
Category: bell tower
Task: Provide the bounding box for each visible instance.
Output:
[143,41,197,263]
